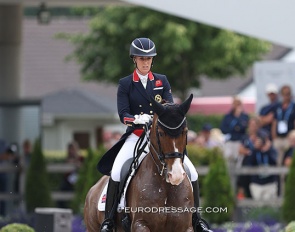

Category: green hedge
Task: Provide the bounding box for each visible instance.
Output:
[0,223,35,232]
[282,150,295,222]
[187,145,221,166]
[187,114,223,132]
[202,151,235,224]
[25,139,52,212]
[71,147,105,213]
[187,145,235,224]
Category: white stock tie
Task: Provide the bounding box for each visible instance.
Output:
[140,76,148,89]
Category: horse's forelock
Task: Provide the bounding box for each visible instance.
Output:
[157,104,187,137]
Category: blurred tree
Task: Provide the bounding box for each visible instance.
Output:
[282,152,295,222]
[25,139,52,213]
[59,6,270,99]
[72,148,103,213]
[202,151,234,224]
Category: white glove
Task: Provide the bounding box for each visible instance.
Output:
[141,114,152,123]
[133,115,146,124]
[133,114,152,124]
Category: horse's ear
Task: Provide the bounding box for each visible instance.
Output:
[179,94,193,115]
[150,96,165,116]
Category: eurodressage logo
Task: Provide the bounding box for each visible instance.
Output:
[118,206,227,214]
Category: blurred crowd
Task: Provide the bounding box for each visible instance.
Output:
[217,83,294,201]
[0,139,84,215]
[102,83,295,201]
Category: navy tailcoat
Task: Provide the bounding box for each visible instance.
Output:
[97,70,173,175]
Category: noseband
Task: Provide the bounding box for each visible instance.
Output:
[147,116,187,176]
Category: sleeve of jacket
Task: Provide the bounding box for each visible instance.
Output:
[220,114,231,134]
[161,75,174,103]
[236,114,249,132]
[117,78,134,126]
[268,148,277,165]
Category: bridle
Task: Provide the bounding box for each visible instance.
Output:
[145,115,187,176]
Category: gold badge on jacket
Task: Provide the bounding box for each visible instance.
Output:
[155,94,162,103]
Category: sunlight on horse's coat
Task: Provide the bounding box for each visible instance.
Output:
[167,158,186,185]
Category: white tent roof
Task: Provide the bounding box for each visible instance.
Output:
[1,0,293,47]
[122,0,295,48]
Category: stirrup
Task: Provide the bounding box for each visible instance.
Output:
[100,218,115,232]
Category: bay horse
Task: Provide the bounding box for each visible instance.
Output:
[84,94,194,232]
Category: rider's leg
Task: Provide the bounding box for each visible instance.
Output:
[183,156,212,232]
[101,133,148,232]
[101,178,120,232]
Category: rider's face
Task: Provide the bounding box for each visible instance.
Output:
[134,56,153,75]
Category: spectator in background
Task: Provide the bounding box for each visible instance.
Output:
[0,144,18,215]
[272,85,295,166]
[210,128,225,149]
[196,123,220,148]
[220,96,249,163]
[65,141,83,166]
[284,130,295,167]
[259,83,279,139]
[237,116,262,199]
[248,130,277,200]
[22,139,32,167]
[187,130,198,144]
[58,141,83,208]
[104,131,122,150]
[109,131,122,148]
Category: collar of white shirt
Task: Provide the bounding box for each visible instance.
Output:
[136,71,148,88]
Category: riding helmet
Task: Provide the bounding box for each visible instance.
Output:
[129,38,157,58]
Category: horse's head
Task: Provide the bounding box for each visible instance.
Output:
[150,94,193,185]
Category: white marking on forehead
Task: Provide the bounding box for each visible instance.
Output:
[173,140,179,153]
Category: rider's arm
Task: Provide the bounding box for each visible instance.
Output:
[117,78,134,126]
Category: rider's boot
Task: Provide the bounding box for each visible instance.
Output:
[100,178,120,232]
[191,180,213,232]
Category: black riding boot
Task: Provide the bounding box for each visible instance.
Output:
[101,178,120,232]
[192,180,212,232]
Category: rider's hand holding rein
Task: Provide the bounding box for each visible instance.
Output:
[133,114,152,125]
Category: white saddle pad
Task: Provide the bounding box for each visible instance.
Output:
[97,151,147,212]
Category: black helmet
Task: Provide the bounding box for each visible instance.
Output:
[129,38,157,58]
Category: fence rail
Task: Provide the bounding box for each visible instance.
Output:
[0,164,289,207]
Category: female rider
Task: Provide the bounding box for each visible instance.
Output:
[99,37,211,232]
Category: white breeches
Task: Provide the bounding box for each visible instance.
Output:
[111,133,198,182]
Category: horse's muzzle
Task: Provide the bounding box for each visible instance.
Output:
[166,158,186,185]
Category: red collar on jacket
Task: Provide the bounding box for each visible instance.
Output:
[133,70,154,82]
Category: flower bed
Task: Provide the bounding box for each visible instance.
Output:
[212,222,284,232]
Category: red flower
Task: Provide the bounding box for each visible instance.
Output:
[155,80,162,87]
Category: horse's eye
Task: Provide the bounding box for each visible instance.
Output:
[159,132,164,137]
